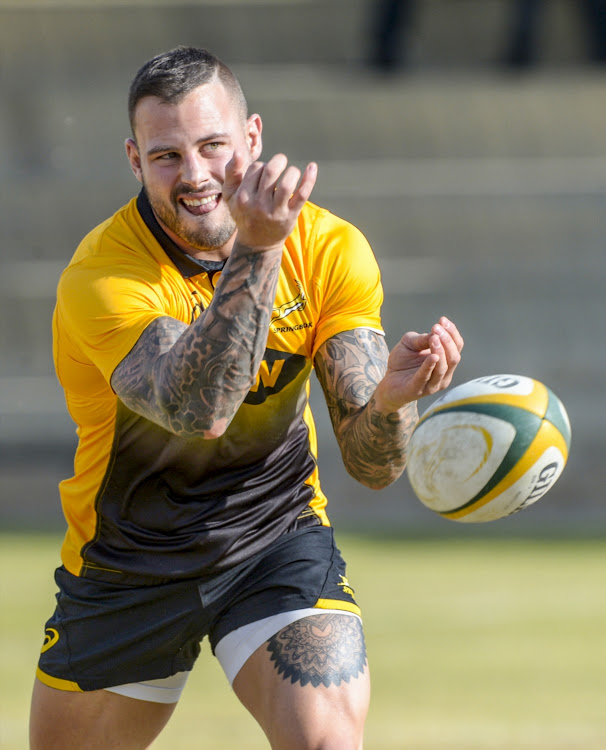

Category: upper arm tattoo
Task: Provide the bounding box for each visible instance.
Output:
[110,247,282,437]
[110,316,188,429]
[314,328,388,427]
[315,329,417,488]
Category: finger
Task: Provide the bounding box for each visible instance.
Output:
[273,164,302,206]
[439,316,464,352]
[410,351,440,392]
[287,162,318,212]
[233,160,265,206]
[401,331,432,353]
[222,149,248,202]
[426,334,449,383]
[257,153,289,196]
[432,323,462,370]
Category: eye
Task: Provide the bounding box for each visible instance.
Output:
[157,152,179,161]
[204,142,222,152]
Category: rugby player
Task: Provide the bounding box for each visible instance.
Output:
[30,47,463,749]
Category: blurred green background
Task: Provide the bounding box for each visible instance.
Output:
[4,533,606,749]
[1,0,606,747]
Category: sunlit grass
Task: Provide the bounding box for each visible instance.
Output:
[2,533,606,749]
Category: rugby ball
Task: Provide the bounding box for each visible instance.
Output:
[406,374,571,522]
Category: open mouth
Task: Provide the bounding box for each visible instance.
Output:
[180,194,220,215]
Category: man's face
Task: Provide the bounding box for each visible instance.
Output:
[126,81,262,259]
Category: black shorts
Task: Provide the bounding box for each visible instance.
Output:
[36,525,361,692]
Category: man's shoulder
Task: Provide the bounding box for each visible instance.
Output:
[58,196,165,303]
[299,200,353,231]
[70,196,150,268]
[294,201,369,249]
[294,201,372,256]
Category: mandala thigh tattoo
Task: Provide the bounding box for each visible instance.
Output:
[266,614,367,688]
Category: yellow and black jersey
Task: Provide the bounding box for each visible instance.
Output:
[53,190,384,584]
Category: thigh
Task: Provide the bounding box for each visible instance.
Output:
[30,678,176,750]
[232,613,370,750]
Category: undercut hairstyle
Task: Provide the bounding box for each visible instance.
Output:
[128,46,248,135]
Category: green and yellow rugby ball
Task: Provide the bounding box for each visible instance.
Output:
[406,374,571,522]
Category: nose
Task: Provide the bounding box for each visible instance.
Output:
[180,152,207,188]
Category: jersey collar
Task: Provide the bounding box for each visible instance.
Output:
[136,189,226,278]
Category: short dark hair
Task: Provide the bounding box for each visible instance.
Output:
[128,46,248,134]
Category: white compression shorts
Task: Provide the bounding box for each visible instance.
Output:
[105,607,360,703]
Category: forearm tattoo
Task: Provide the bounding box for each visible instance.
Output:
[315,329,418,489]
[267,614,367,688]
[111,248,282,436]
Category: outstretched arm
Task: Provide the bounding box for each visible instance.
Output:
[314,317,463,489]
[110,153,317,438]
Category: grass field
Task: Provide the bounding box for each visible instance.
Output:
[2,532,606,749]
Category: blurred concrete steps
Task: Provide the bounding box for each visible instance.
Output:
[4,67,606,267]
[0,0,595,75]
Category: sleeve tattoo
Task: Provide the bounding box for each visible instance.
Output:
[314,329,418,489]
[110,248,282,438]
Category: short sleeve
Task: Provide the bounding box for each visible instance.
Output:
[311,216,384,359]
[56,257,169,384]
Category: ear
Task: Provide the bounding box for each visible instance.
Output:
[246,114,263,161]
[125,138,143,183]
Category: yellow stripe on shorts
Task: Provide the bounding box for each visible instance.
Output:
[315,598,362,616]
[36,667,83,692]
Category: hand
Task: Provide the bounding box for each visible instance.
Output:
[376,317,464,411]
[222,150,317,252]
